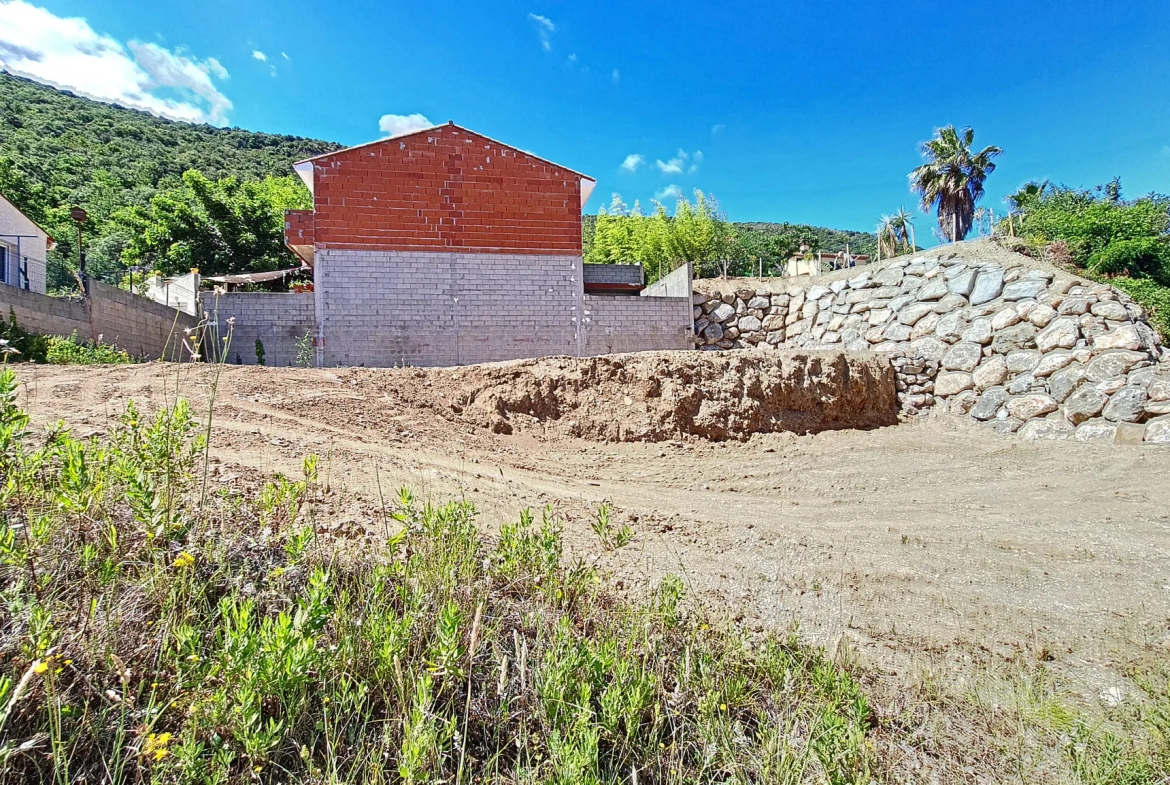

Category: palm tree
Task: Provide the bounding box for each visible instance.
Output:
[877,208,917,260]
[1006,180,1049,217]
[892,206,916,252]
[909,125,1002,242]
[876,214,897,260]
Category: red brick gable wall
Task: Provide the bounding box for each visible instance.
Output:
[309,125,584,255]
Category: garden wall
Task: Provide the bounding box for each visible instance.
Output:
[0,279,197,360]
[692,249,1170,444]
[200,291,315,366]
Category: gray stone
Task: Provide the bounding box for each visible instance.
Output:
[1002,279,1048,301]
[1062,385,1110,424]
[762,314,786,331]
[1006,394,1059,420]
[1006,350,1042,374]
[1028,304,1058,328]
[1144,399,1170,416]
[1085,350,1147,383]
[693,293,710,306]
[989,417,1025,435]
[961,317,993,345]
[991,323,1039,354]
[909,336,949,362]
[1079,315,1106,340]
[709,302,735,322]
[888,294,916,313]
[830,280,848,294]
[898,303,935,326]
[1148,379,1170,402]
[702,323,724,343]
[883,322,912,341]
[747,296,771,310]
[918,277,949,301]
[1058,297,1094,316]
[970,387,1009,420]
[1135,322,1160,351]
[948,269,977,298]
[1096,377,1128,396]
[1074,419,1118,442]
[807,285,829,301]
[933,293,969,314]
[868,308,892,326]
[973,356,1009,390]
[1018,418,1072,440]
[911,312,941,339]
[845,289,873,304]
[1092,324,1142,351]
[1115,421,1148,445]
[1008,374,1036,395]
[935,371,975,397]
[847,273,872,289]
[873,268,904,287]
[1034,351,1075,378]
[935,312,967,343]
[943,341,983,372]
[1035,317,1080,353]
[969,268,1005,305]
[990,306,1022,330]
[738,315,762,333]
[1090,300,1128,321]
[1102,387,1148,423]
[1144,416,1170,444]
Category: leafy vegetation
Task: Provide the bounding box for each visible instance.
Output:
[0,313,135,364]
[0,368,881,783]
[910,125,1002,242]
[583,192,876,282]
[0,72,337,288]
[1013,180,1170,337]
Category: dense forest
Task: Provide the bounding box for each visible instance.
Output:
[0,72,339,286]
[0,70,875,289]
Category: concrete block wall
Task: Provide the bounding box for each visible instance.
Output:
[583,264,643,286]
[583,294,694,356]
[201,292,315,366]
[643,262,694,299]
[0,279,197,360]
[315,249,583,367]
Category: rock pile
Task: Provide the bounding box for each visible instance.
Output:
[692,251,1170,443]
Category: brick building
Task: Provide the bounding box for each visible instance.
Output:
[209,122,692,367]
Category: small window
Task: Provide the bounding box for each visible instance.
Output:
[0,246,8,285]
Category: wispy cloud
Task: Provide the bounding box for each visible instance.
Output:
[655,184,683,202]
[656,150,686,174]
[281,52,289,61]
[711,124,725,135]
[689,150,703,174]
[378,112,433,137]
[252,49,267,62]
[567,52,577,64]
[620,154,644,173]
[528,13,554,51]
[611,68,620,83]
[0,0,232,124]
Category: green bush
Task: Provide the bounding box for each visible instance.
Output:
[44,331,136,365]
[0,309,49,363]
[1111,277,1170,340]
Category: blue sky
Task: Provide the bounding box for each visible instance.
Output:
[2,0,1170,239]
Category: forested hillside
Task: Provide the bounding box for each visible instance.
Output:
[0,72,339,285]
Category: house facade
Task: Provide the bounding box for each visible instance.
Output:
[0,191,53,294]
[265,122,692,368]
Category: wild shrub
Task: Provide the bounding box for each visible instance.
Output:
[43,331,136,365]
[0,369,878,784]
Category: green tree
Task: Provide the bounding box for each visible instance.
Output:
[910,125,1002,242]
[116,171,310,276]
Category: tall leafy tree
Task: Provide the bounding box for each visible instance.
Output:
[116,170,310,276]
[910,125,1002,242]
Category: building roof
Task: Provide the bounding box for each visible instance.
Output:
[0,190,57,249]
[292,121,596,206]
[203,265,309,285]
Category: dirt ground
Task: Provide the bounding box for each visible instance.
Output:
[12,358,1170,705]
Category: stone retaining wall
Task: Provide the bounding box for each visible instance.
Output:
[692,252,1170,444]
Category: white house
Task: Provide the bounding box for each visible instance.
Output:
[0,191,54,294]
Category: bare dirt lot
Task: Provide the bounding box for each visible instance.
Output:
[12,356,1170,708]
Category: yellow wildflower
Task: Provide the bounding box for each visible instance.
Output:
[173,551,195,569]
[144,732,173,762]
[33,660,49,674]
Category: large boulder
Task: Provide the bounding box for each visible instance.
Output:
[969,268,1005,305]
[991,323,1038,354]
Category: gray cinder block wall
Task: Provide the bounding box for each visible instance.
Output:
[0,279,198,360]
[200,292,315,366]
[582,294,693,355]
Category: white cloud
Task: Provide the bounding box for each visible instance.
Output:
[711,124,725,135]
[281,52,289,60]
[528,13,554,51]
[656,156,684,174]
[612,69,620,82]
[689,150,703,174]
[378,112,433,137]
[252,49,267,62]
[655,184,683,202]
[620,154,644,173]
[0,0,232,124]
